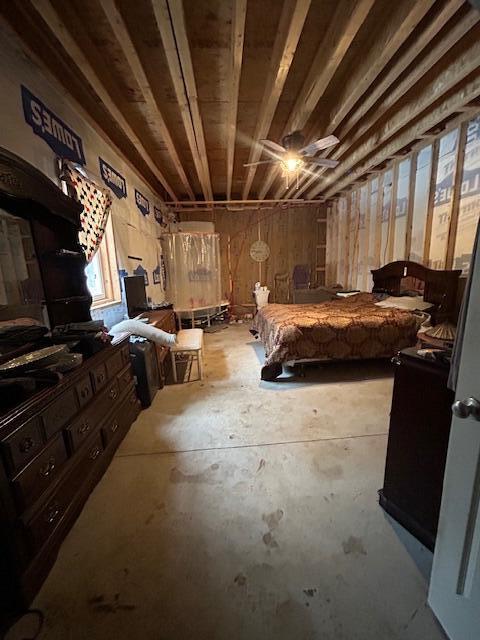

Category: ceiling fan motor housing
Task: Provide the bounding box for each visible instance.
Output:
[281,130,305,152]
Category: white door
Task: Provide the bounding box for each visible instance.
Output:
[428,236,480,639]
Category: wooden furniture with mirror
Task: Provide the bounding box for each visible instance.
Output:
[0,148,140,630]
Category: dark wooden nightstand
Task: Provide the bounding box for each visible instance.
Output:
[379,347,454,551]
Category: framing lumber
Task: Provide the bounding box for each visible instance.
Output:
[0,16,166,199]
[404,151,418,260]
[423,139,440,264]
[316,36,480,199]
[445,120,469,268]
[305,5,480,199]
[31,0,177,200]
[153,0,213,200]
[241,0,311,200]
[100,0,194,199]
[226,0,247,200]
[278,0,438,200]
[257,0,375,199]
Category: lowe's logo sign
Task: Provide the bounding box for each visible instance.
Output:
[135,189,150,216]
[21,85,85,164]
[99,158,127,199]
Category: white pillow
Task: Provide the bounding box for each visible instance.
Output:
[374,295,432,312]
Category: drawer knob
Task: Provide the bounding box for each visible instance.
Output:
[98,373,105,383]
[45,502,61,524]
[80,386,90,398]
[38,457,56,478]
[19,437,35,453]
[109,388,118,400]
[89,447,101,461]
[78,421,91,435]
[111,421,119,433]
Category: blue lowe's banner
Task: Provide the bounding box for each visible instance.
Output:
[135,189,150,216]
[21,85,85,164]
[99,158,127,199]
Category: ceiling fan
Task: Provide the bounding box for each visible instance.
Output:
[244,130,340,188]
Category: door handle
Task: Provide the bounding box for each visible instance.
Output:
[452,397,480,421]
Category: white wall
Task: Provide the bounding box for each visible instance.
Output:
[0,24,168,325]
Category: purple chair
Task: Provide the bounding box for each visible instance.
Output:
[292,264,310,289]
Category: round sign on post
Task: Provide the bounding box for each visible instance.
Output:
[250,240,270,262]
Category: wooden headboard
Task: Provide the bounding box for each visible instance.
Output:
[371,260,462,321]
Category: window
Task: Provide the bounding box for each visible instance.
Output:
[84,215,121,308]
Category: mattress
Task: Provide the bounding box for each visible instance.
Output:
[251,293,421,366]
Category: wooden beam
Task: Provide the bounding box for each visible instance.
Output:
[404,151,418,260]
[0,15,167,198]
[31,0,177,200]
[315,36,480,199]
[387,161,400,263]
[446,121,469,268]
[241,0,311,200]
[99,0,194,200]
[226,0,247,200]
[153,0,213,200]
[257,0,375,199]
[305,5,480,198]
[423,139,440,264]
[287,0,468,197]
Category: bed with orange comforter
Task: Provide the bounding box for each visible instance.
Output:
[251,293,422,380]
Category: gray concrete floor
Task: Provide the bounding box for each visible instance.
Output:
[10,325,446,639]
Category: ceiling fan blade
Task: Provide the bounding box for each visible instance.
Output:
[243,159,279,167]
[299,135,339,157]
[305,157,339,168]
[259,139,287,155]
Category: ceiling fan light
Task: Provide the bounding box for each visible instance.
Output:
[283,157,303,172]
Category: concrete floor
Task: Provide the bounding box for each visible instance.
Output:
[9,325,446,639]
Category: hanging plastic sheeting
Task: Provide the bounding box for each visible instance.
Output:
[160,233,222,309]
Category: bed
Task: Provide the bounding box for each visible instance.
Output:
[251,261,461,381]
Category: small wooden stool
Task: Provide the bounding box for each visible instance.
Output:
[170,328,204,383]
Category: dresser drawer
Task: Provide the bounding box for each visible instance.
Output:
[24,432,104,553]
[12,434,68,512]
[2,417,45,476]
[75,376,93,408]
[102,385,139,447]
[90,362,107,391]
[41,388,78,440]
[105,350,124,380]
[64,408,96,454]
[117,364,134,393]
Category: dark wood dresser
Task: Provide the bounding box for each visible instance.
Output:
[379,348,454,551]
[0,336,141,625]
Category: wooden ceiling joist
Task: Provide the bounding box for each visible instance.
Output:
[310,26,480,198]
[30,0,177,201]
[226,0,247,201]
[100,0,194,200]
[241,0,311,200]
[257,0,375,200]
[153,0,213,201]
[321,71,480,199]
[303,2,479,199]
[277,0,439,200]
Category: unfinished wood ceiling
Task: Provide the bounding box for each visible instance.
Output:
[2,0,480,203]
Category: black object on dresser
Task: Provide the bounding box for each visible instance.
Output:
[379,347,454,551]
[129,338,160,407]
